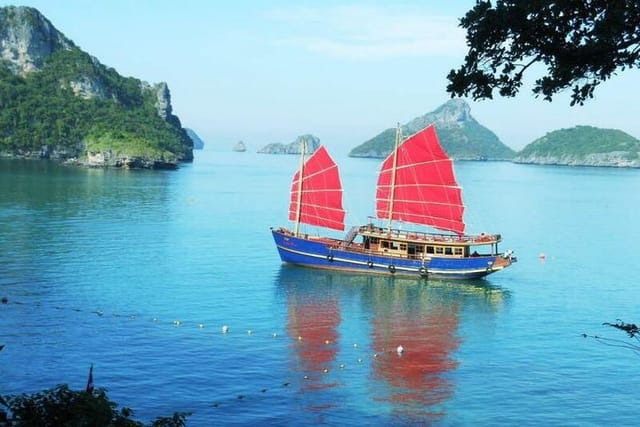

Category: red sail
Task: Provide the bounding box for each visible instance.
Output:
[376,125,465,235]
[289,146,345,231]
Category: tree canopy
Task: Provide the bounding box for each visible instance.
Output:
[447,0,640,105]
[1,384,189,427]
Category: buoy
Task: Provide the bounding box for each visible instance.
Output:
[373,353,378,358]
[247,329,252,335]
[353,343,358,348]
[298,336,303,341]
[272,332,278,337]
[323,368,329,373]
[173,320,181,326]
[357,358,363,363]
[539,253,546,260]
[198,323,205,329]
[221,325,229,334]
[396,345,404,355]
[325,339,330,344]
[339,364,345,369]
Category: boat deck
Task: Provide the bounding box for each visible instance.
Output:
[356,224,501,246]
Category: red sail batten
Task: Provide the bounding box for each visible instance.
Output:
[289,146,346,231]
[375,125,466,235]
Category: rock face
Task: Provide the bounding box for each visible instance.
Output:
[232,141,246,152]
[258,134,320,155]
[514,126,640,168]
[0,6,192,169]
[349,99,515,160]
[0,6,74,74]
[185,128,205,150]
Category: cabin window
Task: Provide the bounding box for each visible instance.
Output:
[407,244,423,256]
[454,248,463,256]
[381,241,400,250]
[426,246,434,254]
[370,237,379,244]
[399,244,407,251]
[435,247,444,254]
[445,247,453,255]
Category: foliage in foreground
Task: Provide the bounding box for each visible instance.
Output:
[0,385,189,427]
[447,1,640,105]
[583,319,640,357]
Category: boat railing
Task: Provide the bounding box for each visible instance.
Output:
[357,224,500,244]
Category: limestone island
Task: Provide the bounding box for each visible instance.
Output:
[0,6,192,169]
[349,99,515,160]
[233,141,247,152]
[185,129,205,150]
[258,134,320,154]
[514,126,640,168]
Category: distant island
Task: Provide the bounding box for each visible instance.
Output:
[514,126,640,167]
[0,6,192,169]
[233,141,246,152]
[349,99,515,160]
[185,128,204,150]
[258,134,320,155]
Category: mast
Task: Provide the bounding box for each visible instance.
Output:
[386,123,401,232]
[294,137,306,237]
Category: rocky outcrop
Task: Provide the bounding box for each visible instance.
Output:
[233,141,246,152]
[514,152,640,167]
[258,134,320,154]
[349,99,515,160]
[0,6,74,74]
[153,82,171,120]
[83,151,178,169]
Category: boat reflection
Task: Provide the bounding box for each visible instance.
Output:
[275,265,509,421]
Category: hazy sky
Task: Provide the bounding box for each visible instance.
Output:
[5,0,640,154]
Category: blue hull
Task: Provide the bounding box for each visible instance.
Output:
[271,229,509,280]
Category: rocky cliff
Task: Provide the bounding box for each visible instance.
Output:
[0,6,192,169]
[258,134,320,154]
[349,99,515,160]
[514,126,640,167]
[0,6,74,74]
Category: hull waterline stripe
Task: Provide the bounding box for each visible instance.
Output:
[276,244,497,275]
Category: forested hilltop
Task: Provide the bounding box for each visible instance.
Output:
[0,6,192,169]
[349,99,515,160]
[514,126,640,167]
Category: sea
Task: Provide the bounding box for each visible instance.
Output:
[1,150,639,426]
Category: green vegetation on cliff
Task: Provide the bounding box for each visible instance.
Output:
[0,46,191,165]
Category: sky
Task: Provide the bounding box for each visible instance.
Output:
[4,0,640,154]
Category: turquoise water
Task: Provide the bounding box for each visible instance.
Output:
[1,152,639,425]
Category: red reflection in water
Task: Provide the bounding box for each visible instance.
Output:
[287,297,340,394]
[372,304,460,421]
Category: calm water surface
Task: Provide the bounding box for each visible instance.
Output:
[1,152,639,426]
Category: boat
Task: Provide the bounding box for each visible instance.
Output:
[271,124,516,279]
